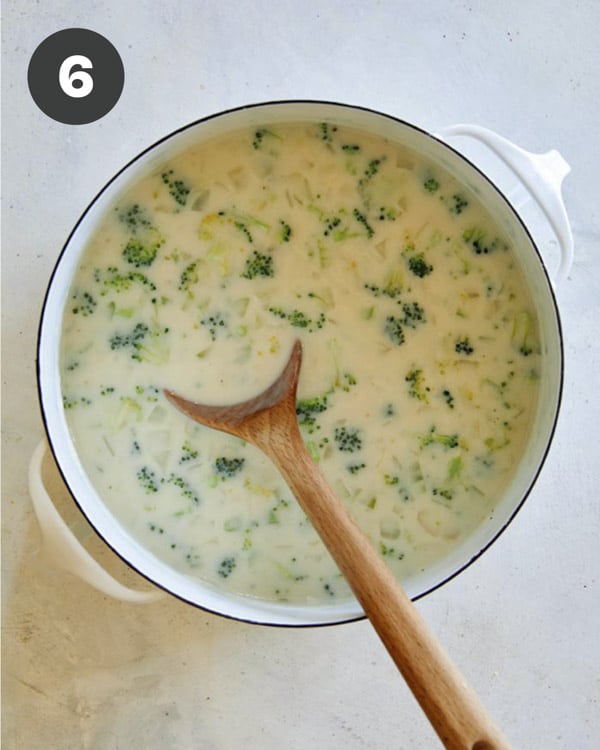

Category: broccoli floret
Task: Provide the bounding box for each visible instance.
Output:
[161,169,190,206]
[252,128,282,149]
[384,316,405,346]
[178,261,199,293]
[216,209,269,243]
[118,203,152,233]
[122,238,158,268]
[200,312,227,341]
[420,426,459,450]
[71,290,97,316]
[455,336,474,355]
[319,122,338,142]
[110,322,149,350]
[448,194,469,215]
[241,250,274,279]
[364,268,404,299]
[279,220,292,242]
[432,487,454,501]
[268,306,326,332]
[352,208,374,238]
[357,158,385,201]
[179,441,199,464]
[214,457,245,479]
[364,158,383,179]
[217,556,237,578]
[423,177,440,193]
[377,206,397,222]
[463,227,506,255]
[109,322,170,364]
[296,394,329,431]
[341,373,357,391]
[442,389,455,409]
[399,301,426,328]
[137,466,159,493]
[334,426,362,453]
[347,462,366,474]
[165,473,200,504]
[98,267,157,294]
[407,253,433,278]
[287,310,313,328]
[405,369,430,402]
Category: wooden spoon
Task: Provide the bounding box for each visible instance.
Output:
[164,339,511,750]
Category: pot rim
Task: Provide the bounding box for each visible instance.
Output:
[36,99,565,626]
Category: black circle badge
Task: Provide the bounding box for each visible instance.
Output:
[28,28,124,125]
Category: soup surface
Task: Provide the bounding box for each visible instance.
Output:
[60,121,541,604]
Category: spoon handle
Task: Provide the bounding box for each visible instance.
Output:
[264,429,512,750]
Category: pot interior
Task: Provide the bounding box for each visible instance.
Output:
[38,102,563,626]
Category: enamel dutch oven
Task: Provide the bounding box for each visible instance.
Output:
[31,101,572,626]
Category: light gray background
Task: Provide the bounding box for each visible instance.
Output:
[2,1,599,748]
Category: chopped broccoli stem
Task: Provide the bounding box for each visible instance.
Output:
[334,425,362,453]
[447,455,463,480]
[241,250,274,279]
[511,311,536,356]
[214,457,245,479]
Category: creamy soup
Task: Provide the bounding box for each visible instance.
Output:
[60,121,541,604]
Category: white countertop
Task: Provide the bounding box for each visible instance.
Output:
[2,1,599,747]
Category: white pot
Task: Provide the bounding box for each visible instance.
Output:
[33,101,572,626]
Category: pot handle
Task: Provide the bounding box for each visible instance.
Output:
[28,439,165,604]
[436,124,573,287]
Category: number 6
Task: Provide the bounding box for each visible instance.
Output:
[59,55,94,98]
